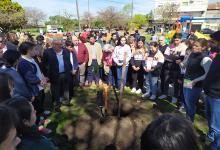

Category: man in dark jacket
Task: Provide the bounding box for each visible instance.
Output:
[42,38,72,108]
[203,30,220,150]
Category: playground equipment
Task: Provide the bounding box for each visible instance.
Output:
[177,16,220,39]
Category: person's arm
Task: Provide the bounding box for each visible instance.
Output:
[72,51,79,70]
[41,50,49,77]
[192,57,212,83]
[153,52,164,70]
[84,44,89,63]
[112,47,120,65]
[126,45,132,64]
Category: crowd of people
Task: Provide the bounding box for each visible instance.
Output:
[0,29,220,150]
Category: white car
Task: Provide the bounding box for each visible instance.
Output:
[48,28,58,33]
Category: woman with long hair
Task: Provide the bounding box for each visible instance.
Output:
[112,36,132,89]
[130,37,147,94]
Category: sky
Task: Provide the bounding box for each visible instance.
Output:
[13,0,220,19]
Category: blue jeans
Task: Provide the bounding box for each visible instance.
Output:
[87,60,100,83]
[116,66,128,88]
[183,87,202,122]
[205,95,220,150]
[144,73,158,96]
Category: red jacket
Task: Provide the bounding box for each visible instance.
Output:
[74,43,89,64]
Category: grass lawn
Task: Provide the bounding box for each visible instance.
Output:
[45,84,210,150]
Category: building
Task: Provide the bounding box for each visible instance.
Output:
[153,0,209,31]
[203,2,220,30]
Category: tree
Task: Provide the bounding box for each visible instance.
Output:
[154,3,179,29]
[25,7,46,27]
[122,4,132,18]
[82,11,94,28]
[128,14,147,30]
[91,19,105,28]
[45,15,77,31]
[97,6,123,31]
[0,0,26,33]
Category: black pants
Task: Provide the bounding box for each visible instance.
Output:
[51,73,69,104]
[131,69,143,89]
[32,89,45,124]
[160,66,165,94]
[69,73,78,99]
[162,69,181,98]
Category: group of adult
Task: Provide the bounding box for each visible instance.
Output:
[0,28,220,150]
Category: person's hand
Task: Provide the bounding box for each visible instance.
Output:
[31,96,35,102]
[72,70,77,75]
[176,59,181,64]
[136,67,140,71]
[191,81,196,87]
[132,66,136,70]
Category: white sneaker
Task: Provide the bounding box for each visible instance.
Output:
[149,95,156,100]
[136,89,142,94]
[142,93,150,98]
[158,95,167,100]
[131,88,136,93]
[171,97,177,103]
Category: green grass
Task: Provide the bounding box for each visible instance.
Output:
[45,85,210,150]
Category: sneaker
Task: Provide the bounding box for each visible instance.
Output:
[149,95,156,100]
[136,89,142,94]
[179,105,186,113]
[131,88,136,93]
[142,93,150,98]
[158,94,167,100]
[171,97,177,103]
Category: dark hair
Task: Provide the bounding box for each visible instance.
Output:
[210,30,220,42]
[65,40,73,47]
[0,104,18,144]
[2,50,20,67]
[18,42,35,55]
[7,100,39,138]
[149,41,159,47]
[0,73,13,103]
[36,35,44,42]
[138,37,146,44]
[195,38,208,49]
[89,35,97,40]
[173,33,182,39]
[117,36,127,46]
[0,33,6,44]
[141,114,200,150]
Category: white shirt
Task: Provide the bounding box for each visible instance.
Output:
[113,44,132,66]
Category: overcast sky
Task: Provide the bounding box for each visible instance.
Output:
[13,0,219,18]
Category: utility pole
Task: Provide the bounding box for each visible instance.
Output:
[131,0,134,19]
[88,0,90,28]
[75,0,81,32]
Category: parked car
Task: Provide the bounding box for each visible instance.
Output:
[201,28,215,34]
[47,28,58,33]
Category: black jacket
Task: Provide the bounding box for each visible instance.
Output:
[42,48,72,84]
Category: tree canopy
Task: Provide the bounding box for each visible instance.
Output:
[45,15,78,32]
[128,14,148,30]
[0,0,26,33]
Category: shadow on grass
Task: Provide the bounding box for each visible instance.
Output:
[45,85,209,150]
